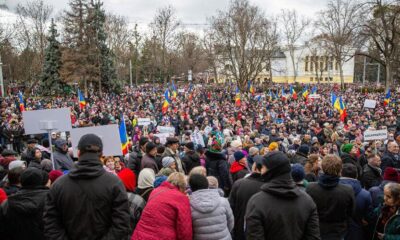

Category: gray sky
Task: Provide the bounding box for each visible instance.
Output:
[6,0,329,32]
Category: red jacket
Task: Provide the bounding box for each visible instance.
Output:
[132,181,192,240]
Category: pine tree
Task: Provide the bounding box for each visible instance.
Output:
[41,19,63,95]
[89,0,119,92]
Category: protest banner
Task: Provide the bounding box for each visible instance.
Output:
[157,126,176,134]
[364,129,388,141]
[363,99,376,109]
[138,118,151,126]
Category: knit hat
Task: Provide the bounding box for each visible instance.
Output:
[249,147,259,156]
[234,151,245,161]
[210,140,222,152]
[291,163,305,182]
[231,140,242,148]
[145,142,157,154]
[1,149,17,157]
[154,175,168,188]
[185,142,195,151]
[383,167,399,182]
[162,156,175,168]
[77,134,103,153]
[298,145,310,155]
[341,143,354,154]
[269,142,279,151]
[49,170,63,184]
[20,168,44,189]
[117,168,136,192]
[8,160,26,170]
[189,174,209,192]
[262,151,291,180]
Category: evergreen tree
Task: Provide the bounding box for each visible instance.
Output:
[41,19,63,95]
[89,0,119,92]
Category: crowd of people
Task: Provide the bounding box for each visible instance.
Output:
[0,82,399,239]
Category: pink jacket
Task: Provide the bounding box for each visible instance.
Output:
[131,181,192,240]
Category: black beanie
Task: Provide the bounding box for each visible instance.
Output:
[139,137,149,147]
[78,134,103,153]
[185,142,195,151]
[21,168,44,189]
[189,174,209,192]
[262,151,292,181]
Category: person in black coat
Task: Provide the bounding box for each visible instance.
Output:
[361,154,382,190]
[340,144,362,180]
[245,152,320,240]
[205,141,231,196]
[0,168,49,240]
[43,134,130,240]
[128,137,148,177]
[229,151,249,183]
[381,141,400,171]
[182,142,201,174]
[306,154,355,240]
[229,155,264,240]
[27,148,43,170]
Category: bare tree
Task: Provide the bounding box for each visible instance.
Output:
[279,9,310,83]
[317,0,364,89]
[361,0,400,90]
[149,5,180,83]
[210,0,278,90]
[203,29,219,83]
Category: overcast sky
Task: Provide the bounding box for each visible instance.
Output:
[6,0,329,32]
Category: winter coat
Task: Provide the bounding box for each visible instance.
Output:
[341,153,362,180]
[126,192,146,236]
[229,173,264,240]
[53,148,74,172]
[373,207,400,240]
[370,181,394,208]
[290,152,308,165]
[362,164,382,190]
[43,153,130,240]
[190,189,234,240]
[28,159,42,170]
[245,173,320,240]
[205,150,231,192]
[306,178,355,240]
[0,187,48,240]
[140,154,159,173]
[132,181,192,240]
[182,150,201,174]
[128,146,143,177]
[381,152,400,172]
[162,147,185,173]
[339,178,372,240]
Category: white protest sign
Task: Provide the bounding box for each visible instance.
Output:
[70,124,122,157]
[22,108,72,135]
[157,126,176,134]
[178,89,185,93]
[138,118,151,126]
[204,126,213,136]
[309,94,321,99]
[364,129,388,141]
[364,99,376,109]
[154,133,170,144]
[191,131,205,147]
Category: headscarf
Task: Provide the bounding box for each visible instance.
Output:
[137,168,155,189]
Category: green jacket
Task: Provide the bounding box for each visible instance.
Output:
[374,207,400,240]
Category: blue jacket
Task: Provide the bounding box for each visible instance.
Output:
[340,178,372,240]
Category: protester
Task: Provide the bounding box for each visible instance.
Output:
[48,170,63,185]
[304,154,320,182]
[0,149,17,170]
[205,140,231,196]
[140,142,159,173]
[341,143,363,180]
[132,172,192,240]
[306,154,355,240]
[369,167,400,208]
[162,137,185,173]
[117,168,145,235]
[230,151,249,183]
[381,141,400,171]
[182,141,201,174]
[291,144,310,165]
[128,137,148,176]
[0,168,49,240]
[135,168,155,202]
[43,134,130,239]
[292,163,308,191]
[159,156,177,176]
[373,182,400,240]
[245,151,320,239]
[21,138,38,162]
[362,154,383,190]
[339,163,372,240]
[189,173,234,240]
[27,148,44,169]
[229,155,264,240]
[53,139,74,172]
[2,167,24,196]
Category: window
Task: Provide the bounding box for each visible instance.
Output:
[310,56,314,71]
[325,77,328,81]
[315,56,319,71]
[330,77,333,81]
[305,56,309,72]
[325,56,329,71]
[310,77,313,82]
